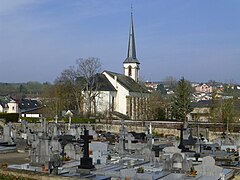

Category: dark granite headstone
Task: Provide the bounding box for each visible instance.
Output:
[78,129,95,169]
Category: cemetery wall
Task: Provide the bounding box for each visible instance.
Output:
[9,122,240,141]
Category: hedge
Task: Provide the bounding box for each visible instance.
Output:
[63,117,96,124]
[20,117,96,124]
[20,117,40,123]
[0,113,19,122]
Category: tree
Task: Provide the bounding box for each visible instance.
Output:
[171,77,193,127]
[209,90,221,123]
[55,66,83,115]
[147,91,167,120]
[163,76,177,91]
[54,57,101,117]
[210,90,240,132]
[76,57,101,116]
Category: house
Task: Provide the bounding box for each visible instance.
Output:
[0,96,19,113]
[188,100,211,122]
[195,83,213,93]
[83,12,150,120]
[19,99,43,118]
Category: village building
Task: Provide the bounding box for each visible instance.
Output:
[83,12,149,120]
[195,83,213,93]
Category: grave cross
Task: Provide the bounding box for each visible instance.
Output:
[78,128,95,169]
[178,124,186,151]
[81,129,93,158]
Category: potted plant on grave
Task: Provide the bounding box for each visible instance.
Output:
[188,166,197,176]
[137,167,144,173]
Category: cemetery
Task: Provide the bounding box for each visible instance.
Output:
[0,118,239,179]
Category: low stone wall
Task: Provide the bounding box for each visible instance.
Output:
[10,121,240,142]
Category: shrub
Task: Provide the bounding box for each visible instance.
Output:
[0,113,19,122]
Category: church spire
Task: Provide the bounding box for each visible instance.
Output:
[124,7,139,64]
[123,7,140,82]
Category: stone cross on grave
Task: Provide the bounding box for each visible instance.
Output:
[78,128,95,169]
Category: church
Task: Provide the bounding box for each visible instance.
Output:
[84,12,150,120]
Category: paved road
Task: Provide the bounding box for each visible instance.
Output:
[0,152,29,165]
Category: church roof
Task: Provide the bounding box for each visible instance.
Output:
[77,74,116,92]
[93,73,117,91]
[123,13,140,64]
[104,71,148,93]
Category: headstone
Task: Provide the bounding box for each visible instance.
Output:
[172,153,183,170]
[3,123,14,144]
[118,119,126,155]
[30,137,51,169]
[78,129,95,169]
[126,133,135,150]
[89,142,108,164]
[194,156,223,177]
[178,124,186,151]
[141,147,154,162]
[64,143,81,160]
[52,124,58,139]
[163,155,172,171]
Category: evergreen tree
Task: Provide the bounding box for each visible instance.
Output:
[171,77,193,127]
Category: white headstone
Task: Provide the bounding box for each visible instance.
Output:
[195,156,223,177]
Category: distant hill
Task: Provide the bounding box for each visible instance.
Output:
[0,82,52,98]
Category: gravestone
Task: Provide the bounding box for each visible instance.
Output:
[30,137,51,169]
[3,123,14,144]
[163,155,172,171]
[141,147,154,162]
[178,124,186,151]
[78,129,95,169]
[64,143,81,160]
[162,152,193,173]
[126,133,135,150]
[194,156,223,177]
[118,119,127,155]
[172,153,183,171]
[52,124,58,139]
[89,142,108,164]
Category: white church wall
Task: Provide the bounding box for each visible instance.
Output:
[94,91,116,114]
[103,72,129,115]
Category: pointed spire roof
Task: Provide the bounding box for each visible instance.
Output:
[124,10,140,64]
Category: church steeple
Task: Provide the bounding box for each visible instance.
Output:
[123,8,140,82]
[124,9,139,64]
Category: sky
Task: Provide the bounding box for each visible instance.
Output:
[1,0,240,84]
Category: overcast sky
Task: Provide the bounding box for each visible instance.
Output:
[1,0,240,83]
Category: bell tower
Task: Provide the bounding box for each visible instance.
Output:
[123,9,140,82]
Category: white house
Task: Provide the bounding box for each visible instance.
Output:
[7,100,19,113]
[0,97,19,113]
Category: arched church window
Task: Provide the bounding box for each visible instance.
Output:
[128,66,132,76]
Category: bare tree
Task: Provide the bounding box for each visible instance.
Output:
[76,57,101,117]
[55,66,83,115]
[163,76,177,91]
[53,57,101,117]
